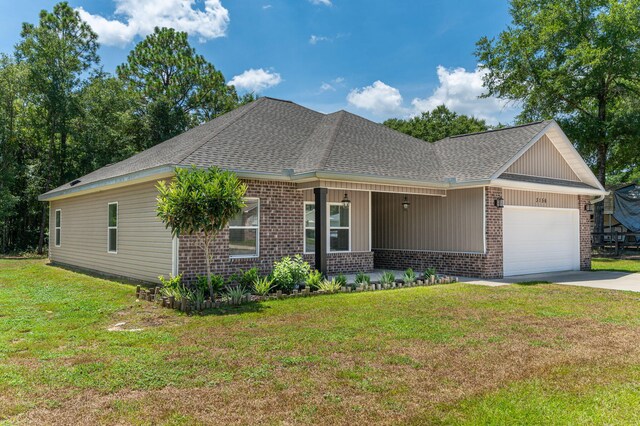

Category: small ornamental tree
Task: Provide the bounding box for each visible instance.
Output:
[156,166,247,298]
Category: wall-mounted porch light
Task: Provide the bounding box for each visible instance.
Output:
[494,197,505,208]
[402,196,410,210]
[584,203,593,212]
[341,193,351,208]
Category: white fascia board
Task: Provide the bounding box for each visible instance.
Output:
[492,178,608,196]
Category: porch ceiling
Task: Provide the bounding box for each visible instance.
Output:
[296,179,447,196]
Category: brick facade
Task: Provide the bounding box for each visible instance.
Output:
[304,252,374,275]
[578,195,592,271]
[373,187,504,279]
[178,180,373,281]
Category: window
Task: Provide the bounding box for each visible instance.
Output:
[229,198,259,257]
[108,202,118,253]
[54,209,61,247]
[304,202,315,253]
[329,203,350,252]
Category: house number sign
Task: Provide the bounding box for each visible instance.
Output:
[535,197,548,204]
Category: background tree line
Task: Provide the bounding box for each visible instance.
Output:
[0,2,252,254]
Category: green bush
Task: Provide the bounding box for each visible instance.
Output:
[306,270,323,289]
[271,255,310,292]
[380,271,395,286]
[226,285,250,305]
[158,274,189,301]
[318,278,341,293]
[403,268,417,284]
[253,276,274,296]
[355,272,371,285]
[198,274,225,298]
[424,267,437,278]
[335,273,347,287]
[240,267,260,288]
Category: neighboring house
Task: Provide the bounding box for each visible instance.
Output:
[39,97,607,283]
[593,183,640,246]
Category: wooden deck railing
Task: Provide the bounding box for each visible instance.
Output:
[592,231,640,255]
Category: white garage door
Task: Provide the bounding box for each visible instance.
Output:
[503,207,580,276]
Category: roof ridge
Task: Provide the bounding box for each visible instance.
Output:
[176,99,263,165]
[446,120,549,140]
[316,111,346,170]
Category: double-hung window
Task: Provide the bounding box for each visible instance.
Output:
[304,202,315,253]
[108,202,118,253]
[329,203,350,252]
[54,209,61,247]
[229,198,259,257]
[304,202,351,253]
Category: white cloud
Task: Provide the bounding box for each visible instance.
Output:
[347,81,407,116]
[319,77,345,92]
[228,68,282,92]
[262,4,272,9]
[411,66,515,124]
[309,0,332,5]
[76,0,230,47]
[309,35,330,45]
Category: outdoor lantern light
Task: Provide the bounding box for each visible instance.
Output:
[585,203,593,212]
[341,193,351,207]
[494,197,505,208]
[402,196,410,210]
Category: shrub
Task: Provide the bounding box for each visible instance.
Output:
[198,274,225,298]
[335,273,347,287]
[403,268,417,284]
[272,255,311,292]
[318,278,341,293]
[226,285,249,305]
[354,272,371,286]
[306,269,323,289]
[253,276,274,296]
[380,271,395,286]
[424,267,437,278]
[240,267,260,288]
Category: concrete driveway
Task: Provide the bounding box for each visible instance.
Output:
[461,270,640,292]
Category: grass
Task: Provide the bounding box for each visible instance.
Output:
[1,259,639,425]
[592,257,640,273]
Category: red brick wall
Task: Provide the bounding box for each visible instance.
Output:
[578,195,592,271]
[374,187,504,279]
[304,252,374,275]
[178,180,374,281]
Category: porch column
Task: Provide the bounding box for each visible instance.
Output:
[314,187,328,277]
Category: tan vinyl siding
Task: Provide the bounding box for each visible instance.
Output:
[503,189,578,209]
[372,188,484,252]
[49,180,173,283]
[505,135,580,181]
[303,189,370,251]
[297,180,446,196]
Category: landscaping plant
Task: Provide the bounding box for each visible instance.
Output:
[380,271,395,286]
[271,255,310,292]
[253,276,274,296]
[355,272,371,286]
[226,285,250,305]
[306,269,323,290]
[197,274,225,298]
[403,268,417,284]
[335,273,348,287]
[156,166,247,299]
[424,267,437,279]
[318,278,341,293]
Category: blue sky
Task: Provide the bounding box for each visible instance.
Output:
[0,0,520,124]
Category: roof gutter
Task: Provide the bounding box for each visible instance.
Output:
[491,178,608,196]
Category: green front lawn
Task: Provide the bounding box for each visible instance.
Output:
[1,259,639,424]
[592,257,640,273]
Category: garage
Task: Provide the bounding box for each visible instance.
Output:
[503,206,580,276]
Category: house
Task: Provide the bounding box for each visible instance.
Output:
[39,97,607,283]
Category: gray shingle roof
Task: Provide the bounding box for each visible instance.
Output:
[42,97,569,198]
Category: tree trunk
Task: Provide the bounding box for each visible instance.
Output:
[593,92,608,239]
[202,234,213,298]
[37,204,47,255]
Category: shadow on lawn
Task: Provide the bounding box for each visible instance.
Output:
[199,302,270,316]
[46,261,147,287]
[515,281,553,286]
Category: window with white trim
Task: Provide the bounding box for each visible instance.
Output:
[54,209,61,247]
[304,202,315,253]
[108,202,118,253]
[329,203,350,252]
[229,198,259,257]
